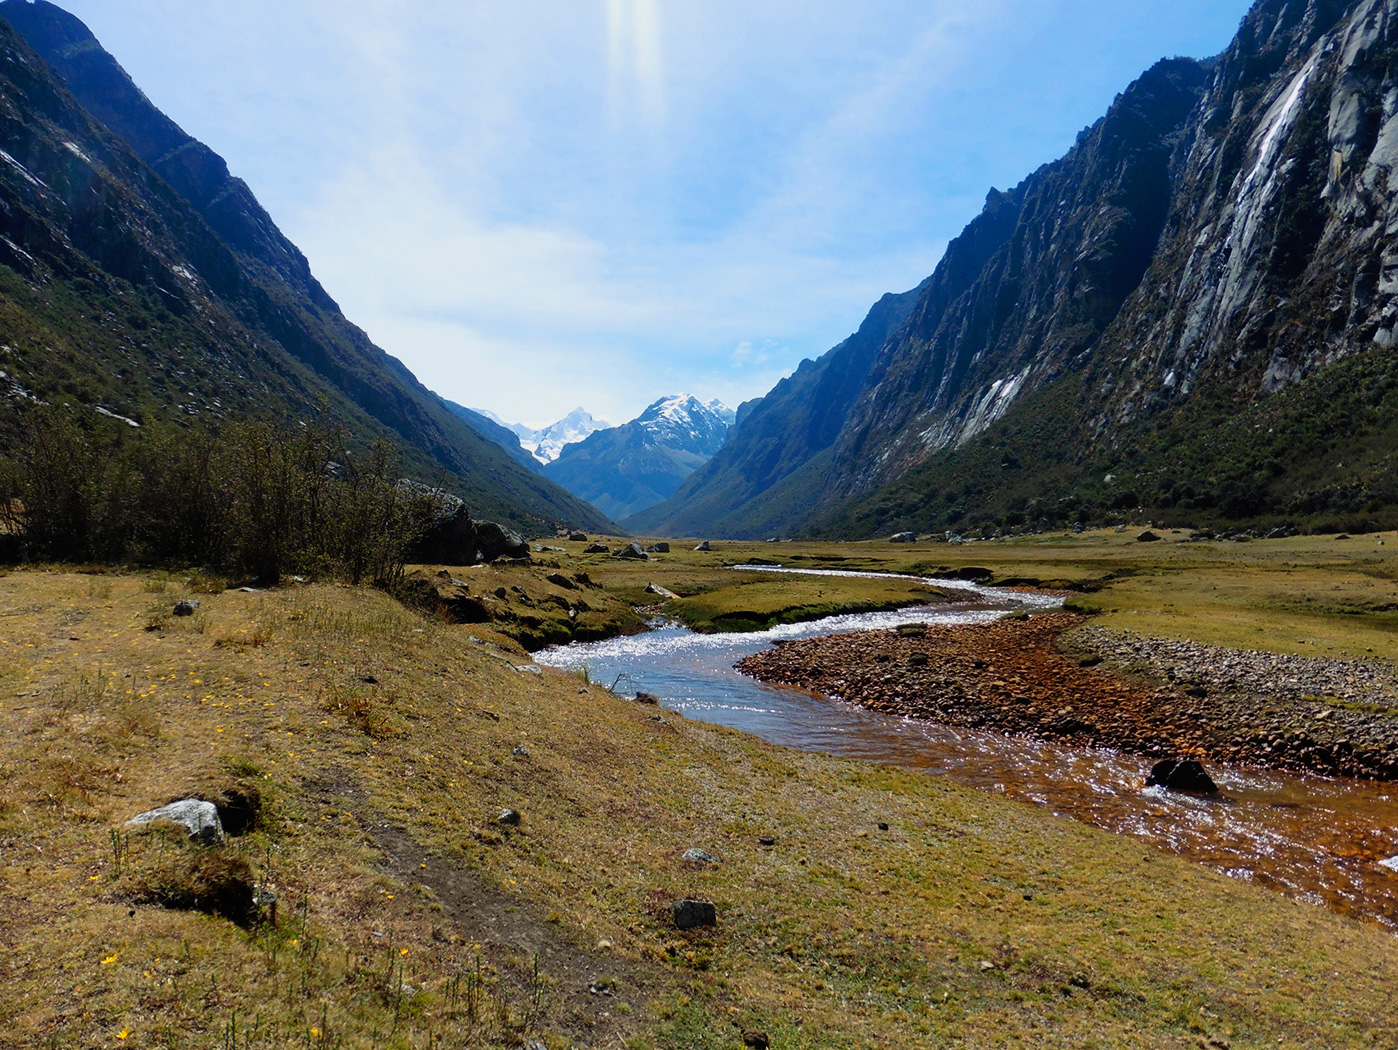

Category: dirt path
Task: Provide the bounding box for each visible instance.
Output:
[307,766,667,1048]
[737,611,1398,780]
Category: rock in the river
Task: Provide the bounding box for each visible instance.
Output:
[672,898,717,929]
[1145,758,1217,793]
[128,799,224,844]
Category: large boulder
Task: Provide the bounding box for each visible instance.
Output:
[400,482,481,565]
[128,799,225,845]
[584,543,611,554]
[414,504,478,564]
[612,541,649,560]
[647,542,670,553]
[475,521,530,562]
[890,531,917,543]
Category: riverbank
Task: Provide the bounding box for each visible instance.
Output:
[7,568,1398,1048]
[738,611,1398,780]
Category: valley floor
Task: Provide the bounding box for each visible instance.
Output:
[3,544,1398,1047]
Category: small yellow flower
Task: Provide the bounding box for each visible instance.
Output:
[117,1027,132,1040]
[399,948,409,956]
[311,1028,321,1038]
[101,954,117,966]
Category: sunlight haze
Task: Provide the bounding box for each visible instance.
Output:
[55,0,1252,427]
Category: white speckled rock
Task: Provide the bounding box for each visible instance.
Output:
[127,799,224,845]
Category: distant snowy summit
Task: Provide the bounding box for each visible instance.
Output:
[457,394,735,518]
[539,394,737,519]
[633,394,736,456]
[471,407,612,465]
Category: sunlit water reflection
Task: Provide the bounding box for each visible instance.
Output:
[536,567,1398,929]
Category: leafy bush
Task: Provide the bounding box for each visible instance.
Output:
[0,405,437,583]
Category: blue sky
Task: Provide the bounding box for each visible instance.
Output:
[54,0,1254,427]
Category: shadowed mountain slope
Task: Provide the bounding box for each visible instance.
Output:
[644,0,1398,539]
[0,1,609,533]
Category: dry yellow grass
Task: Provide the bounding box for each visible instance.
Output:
[1,568,1397,1048]
[589,530,1398,663]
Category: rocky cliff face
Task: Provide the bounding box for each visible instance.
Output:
[646,0,1398,539]
[0,3,609,532]
[1088,0,1395,429]
[828,58,1209,495]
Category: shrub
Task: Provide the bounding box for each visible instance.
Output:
[0,405,435,585]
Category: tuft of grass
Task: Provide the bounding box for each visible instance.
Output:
[214,627,272,650]
[188,572,227,594]
[321,685,404,740]
[143,599,171,632]
[122,827,259,926]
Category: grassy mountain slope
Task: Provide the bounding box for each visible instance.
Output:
[0,4,609,534]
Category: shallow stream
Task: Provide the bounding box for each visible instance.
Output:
[536,567,1398,930]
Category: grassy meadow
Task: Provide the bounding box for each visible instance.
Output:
[2,534,1398,1047]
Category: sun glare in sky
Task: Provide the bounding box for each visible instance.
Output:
[608,0,665,131]
[52,1,1255,427]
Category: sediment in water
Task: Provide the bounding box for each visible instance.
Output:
[737,611,1398,780]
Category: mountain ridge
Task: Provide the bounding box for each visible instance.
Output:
[545,394,735,519]
[0,1,611,533]
[640,0,1398,540]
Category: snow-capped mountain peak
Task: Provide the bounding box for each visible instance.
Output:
[528,408,611,464]
[467,407,611,464]
[635,394,733,456]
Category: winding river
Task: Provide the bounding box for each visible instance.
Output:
[536,567,1398,931]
